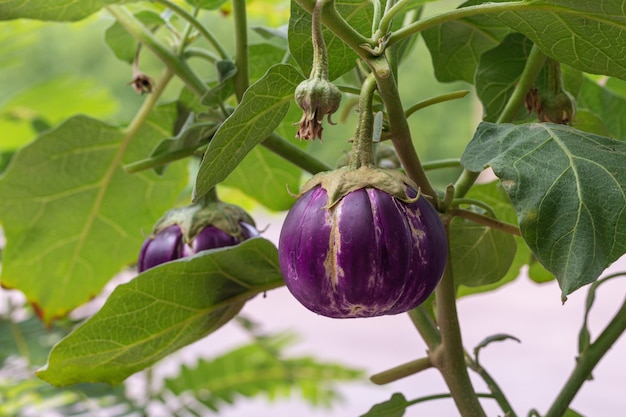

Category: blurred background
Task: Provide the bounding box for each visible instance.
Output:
[1,0,625,416]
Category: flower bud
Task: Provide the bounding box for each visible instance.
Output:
[294,78,342,141]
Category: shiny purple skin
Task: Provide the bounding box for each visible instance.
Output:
[138,223,258,272]
[278,186,447,318]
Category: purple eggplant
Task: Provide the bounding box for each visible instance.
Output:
[278,186,447,318]
[138,222,258,272]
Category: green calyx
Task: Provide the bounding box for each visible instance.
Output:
[151,200,255,244]
[298,165,420,209]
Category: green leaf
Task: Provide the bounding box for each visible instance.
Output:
[193,64,304,202]
[577,77,626,140]
[0,112,187,321]
[475,33,534,122]
[461,122,626,297]
[494,0,626,80]
[37,238,285,386]
[289,0,373,81]
[104,10,164,64]
[450,216,517,287]
[165,332,363,412]
[222,146,301,211]
[422,0,512,84]
[0,0,140,21]
[360,392,409,417]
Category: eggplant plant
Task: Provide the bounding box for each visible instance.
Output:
[0,0,625,416]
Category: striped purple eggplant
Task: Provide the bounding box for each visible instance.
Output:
[138,222,258,272]
[278,185,447,318]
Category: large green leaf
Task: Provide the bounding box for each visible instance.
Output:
[193,64,304,202]
[475,33,534,122]
[461,122,626,297]
[494,0,626,80]
[0,0,139,21]
[422,0,511,84]
[450,216,517,287]
[165,332,363,412]
[37,238,285,386]
[289,0,373,81]
[0,112,187,321]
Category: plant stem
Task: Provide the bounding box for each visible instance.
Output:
[451,208,521,236]
[388,1,528,46]
[154,0,229,59]
[106,5,208,97]
[408,306,442,350]
[310,0,331,80]
[262,133,331,174]
[544,297,626,417]
[431,221,487,417]
[422,158,462,171]
[232,0,249,101]
[370,357,432,385]
[370,56,438,203]
[407,393,495,407]
[184,47,220,63]
[451,199,497,218]
[405,90,470,119]
[350,73,378,169]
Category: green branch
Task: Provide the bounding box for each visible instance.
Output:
[388,1,528,46]
[262,133,331,174]
[370,357,432,385]
[370,57,438,203]
[232,0,250,101]
[451,208,521,236]
[408,306,442,351]
[405,90,470,119]
[430,221,487,417]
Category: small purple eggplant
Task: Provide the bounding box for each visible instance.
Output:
[138,222,258,272]
[138,197,259,273]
